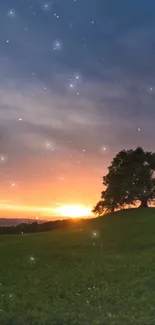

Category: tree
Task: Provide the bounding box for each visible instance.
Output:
[92,147,155,216]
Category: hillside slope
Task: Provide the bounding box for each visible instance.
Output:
[0,208,155,325]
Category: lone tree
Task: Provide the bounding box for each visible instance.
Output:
[92,147,155,215]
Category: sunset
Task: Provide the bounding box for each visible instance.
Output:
[0,201,93,219]
[1,0,155,324]
[1,0,154,221]
[56,205,92,218]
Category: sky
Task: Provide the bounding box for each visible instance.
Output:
[0,0,155,218]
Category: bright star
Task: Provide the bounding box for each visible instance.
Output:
[0,155,7,163]
[53,40,61,50]
[8,9,15,17]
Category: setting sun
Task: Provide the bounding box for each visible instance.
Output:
[56,205,91,218]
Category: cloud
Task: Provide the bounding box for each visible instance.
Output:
[0,71,154,160]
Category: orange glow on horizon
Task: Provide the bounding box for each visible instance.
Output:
[0,159,105,219]
[0,201,93,219]
[54,205,92,218]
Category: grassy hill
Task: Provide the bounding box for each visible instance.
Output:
[0,208,155,325]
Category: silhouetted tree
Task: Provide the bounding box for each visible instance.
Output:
[92,147,155,215]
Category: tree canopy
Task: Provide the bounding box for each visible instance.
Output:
[92,147,155,216]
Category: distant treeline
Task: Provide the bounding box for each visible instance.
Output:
[0,219,88,235]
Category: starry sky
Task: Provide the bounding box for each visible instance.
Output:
[0,0,155,218]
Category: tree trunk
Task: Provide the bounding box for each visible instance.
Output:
[140,197,148,208]
[110,203,115,213]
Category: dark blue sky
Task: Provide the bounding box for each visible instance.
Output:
[0,0,155,217]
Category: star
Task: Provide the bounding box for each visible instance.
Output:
[44,141,55,151]
[8,9,15,17]
[42,3,50,11]
[0,155,8,164]
[53,40,61,50]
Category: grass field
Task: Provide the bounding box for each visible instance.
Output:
[1,208,155,324]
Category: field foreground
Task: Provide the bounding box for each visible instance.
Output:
[1,208,155,324]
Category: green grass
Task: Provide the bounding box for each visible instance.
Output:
[1,208,155,324]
